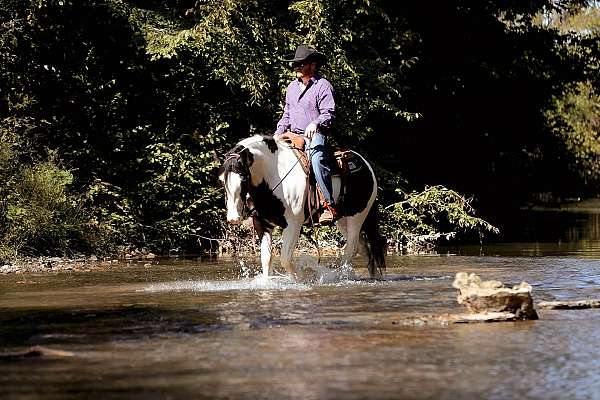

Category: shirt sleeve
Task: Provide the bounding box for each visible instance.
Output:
[275,90,291,135]
[314,81,335,130]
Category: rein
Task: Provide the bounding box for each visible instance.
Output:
[223,139,321,261]
[223,139,317,232]
[224,142,305,215]
[270,155,302,193]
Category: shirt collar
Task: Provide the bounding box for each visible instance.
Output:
[297,74,320,84]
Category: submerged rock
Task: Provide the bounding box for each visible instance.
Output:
[390,311,523,326]
[0,346,75,360]
[538,299,600,309]
[452,272,538,320]
[449,312,520,323]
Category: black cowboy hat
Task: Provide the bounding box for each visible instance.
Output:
[282,45,327,66]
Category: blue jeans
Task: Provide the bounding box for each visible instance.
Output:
[303,133,334,205]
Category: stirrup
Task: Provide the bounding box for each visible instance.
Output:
[318,203,338,225]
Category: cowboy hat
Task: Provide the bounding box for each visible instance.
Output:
[282,45,327,66]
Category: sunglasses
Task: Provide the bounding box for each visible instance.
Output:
[291,61,310,70]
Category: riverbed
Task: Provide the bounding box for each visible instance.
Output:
[1,208,600,399]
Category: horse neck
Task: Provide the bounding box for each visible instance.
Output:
[245,141,278,186]
[246,140,297,187]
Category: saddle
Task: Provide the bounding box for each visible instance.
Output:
[278,131,363,224]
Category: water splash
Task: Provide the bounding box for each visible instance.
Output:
[143,257,361,294]
[143,254,451,294]
[238,260,254,279]
[143,275,311,293]
[293,255,358,284]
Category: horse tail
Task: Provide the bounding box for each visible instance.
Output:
[362,201,387,277]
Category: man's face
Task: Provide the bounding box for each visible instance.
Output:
[293,60,316,79]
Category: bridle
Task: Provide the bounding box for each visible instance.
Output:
[220,139,303,220]
[221,151,254,218]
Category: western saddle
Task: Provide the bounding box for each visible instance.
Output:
[278,131,362,225]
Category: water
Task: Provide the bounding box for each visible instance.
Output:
[1,209,600,399]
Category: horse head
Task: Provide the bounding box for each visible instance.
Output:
[218,145,254,224]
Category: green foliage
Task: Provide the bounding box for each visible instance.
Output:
[87,132,225,251]
[0,0,598,257]
[140,0,419,141]
[0,145,102,257]
[381,186,499,246]
[0,116,113,258]
[0,128,18,181]
[537,4,600,35]
[5,161,74,248]
[544,81,600,188]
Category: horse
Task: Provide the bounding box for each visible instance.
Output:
[218,134,386,279]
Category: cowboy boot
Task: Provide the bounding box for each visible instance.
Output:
[318,202,338,225]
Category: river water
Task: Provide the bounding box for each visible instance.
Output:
[1,209,600,399]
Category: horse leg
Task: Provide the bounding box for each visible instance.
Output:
[335,217,348,239]
[335,217,350,258]
[339,217,369,259]
[341,216,362,267]
[280,222,302,278]
[343,213,381,279]
[357,233,370,258]
[358,233,382,279]
[260,230,273,277]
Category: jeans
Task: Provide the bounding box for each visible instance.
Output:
[303,132,335,205]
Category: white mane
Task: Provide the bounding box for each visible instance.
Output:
[237,135,266,148]
[237,135,290,153]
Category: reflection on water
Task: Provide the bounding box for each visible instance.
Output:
[504,206,600,243]
[442,207,600,258]
[1,211,600,399]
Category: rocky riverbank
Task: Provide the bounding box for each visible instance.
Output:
[0,252,158,275]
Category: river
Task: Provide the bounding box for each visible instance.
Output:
[1,207,600,399]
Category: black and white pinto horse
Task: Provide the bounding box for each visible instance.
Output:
[218,135,386,279]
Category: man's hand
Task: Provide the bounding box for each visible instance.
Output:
[304,122,318,139]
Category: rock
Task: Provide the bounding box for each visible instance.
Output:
[391,311,523,326]
[449,312,519,323]
[452,272,538,320]
[89,255,98,261]
[538,299,600,309]
[0,264,18,274]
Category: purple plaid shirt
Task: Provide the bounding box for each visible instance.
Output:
[275,75,335,135]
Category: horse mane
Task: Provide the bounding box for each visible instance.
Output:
[239,134,285,152]
[219,135,287,177]
[218,144,246,177]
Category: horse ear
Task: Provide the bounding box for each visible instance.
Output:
[240,148,254,167]
[213,150,222,164]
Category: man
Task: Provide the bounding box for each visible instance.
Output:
[274,44,338,224]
